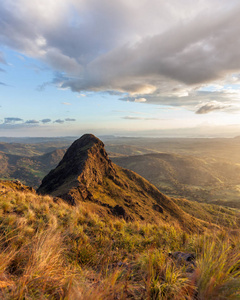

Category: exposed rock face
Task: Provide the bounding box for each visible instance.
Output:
[37,134,208,229]
[37,134,117,204]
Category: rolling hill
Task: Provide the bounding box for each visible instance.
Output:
[0,149,66,187]
[113,153,240,207]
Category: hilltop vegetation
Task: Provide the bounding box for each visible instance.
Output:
[0,181,240,299]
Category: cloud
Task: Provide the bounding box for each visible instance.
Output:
[0,123,26,130]
[37,72,70,91]
[4,117,23,123]
[134,98,147,103]
[0,67,5,72]
[25,119,39,124]
[61,102,71,105]
[41,118,51,123]
[1,0,240,110]
[0,81,7,86]
[65,118,76,121]
[0,51,6,64]
[124,88,239,112]
[113,110,147,115]
[26,63,49,73]
[122,116,161,120]
[195,102,231,114]
[54,119,64,124]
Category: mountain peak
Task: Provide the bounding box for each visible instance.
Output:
[37,134,205,229]
[70,133,103,149]
[37,134,116,204]
[61,134,104,160]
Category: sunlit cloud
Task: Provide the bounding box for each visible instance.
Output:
[122,116,162,120]
[1,0,240,142]
[134,98,147,103]
[1,0,240,111]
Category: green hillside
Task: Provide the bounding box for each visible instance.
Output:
[113,153,240,208]
[0,149,66,188]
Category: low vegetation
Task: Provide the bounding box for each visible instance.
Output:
[0,183,240,299]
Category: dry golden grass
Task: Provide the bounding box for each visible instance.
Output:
[0,187,239,299]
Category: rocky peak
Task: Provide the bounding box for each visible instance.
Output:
[37,134,117,203]
[37,134,207,229]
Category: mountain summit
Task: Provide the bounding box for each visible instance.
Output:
[37,134,206,228]
[37,134,116,204]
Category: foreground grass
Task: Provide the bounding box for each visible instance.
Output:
[0,188,239,299]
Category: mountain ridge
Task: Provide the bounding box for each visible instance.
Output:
[37,134,217,231]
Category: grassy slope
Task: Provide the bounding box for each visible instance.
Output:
[88,165,209,232]
[0,141,70,156]
[0,181,240,299]
[0,149,66,188]
[113,153,240,207]
[172,197,240,228]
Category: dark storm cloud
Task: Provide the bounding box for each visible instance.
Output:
[1,0,240,108]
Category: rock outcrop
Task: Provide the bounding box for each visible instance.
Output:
[37,134,118,204]
[37,134,208,229]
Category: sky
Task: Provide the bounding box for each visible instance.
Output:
[1,0,240,137]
